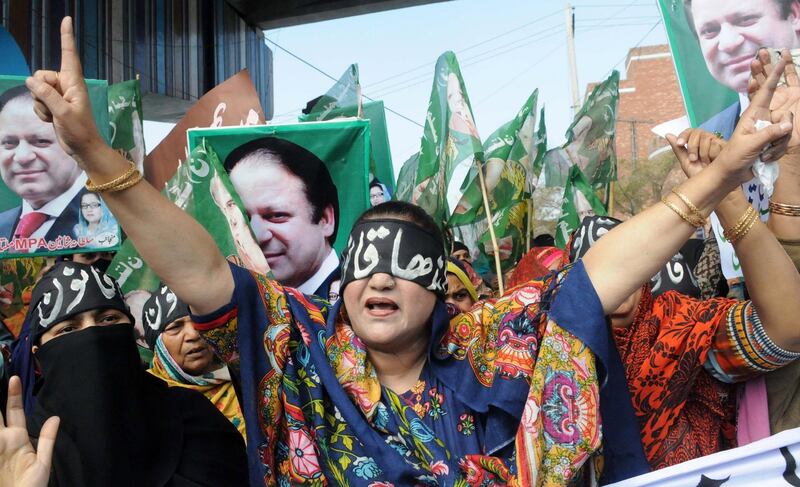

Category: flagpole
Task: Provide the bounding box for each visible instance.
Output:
[476,157,505,295]
[356,84,363,119]
[607,182,615,216]
[526,198,533,252]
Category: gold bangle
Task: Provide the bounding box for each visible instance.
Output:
[85,162,137,192]
[671,189,705,222]
[723,206,754,241]
[729,211,758,244]
[770,200,800,217]
[104,170,143,193]
[661,197,704,228]
[723,206,759,244]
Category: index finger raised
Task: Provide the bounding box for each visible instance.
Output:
[749,52,788,112]
[59,17,82,77]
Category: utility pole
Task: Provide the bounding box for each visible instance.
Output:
[565,3,581,116]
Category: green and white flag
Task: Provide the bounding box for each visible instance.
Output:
[305,64,360,119]
[555,165,608,248]
[413,51,483,230]
[301,100,395,191]
[531,106,548,183]
[450,90,545,270]
[108,140,267,295]
[108,79,146,172]
[544,71,619,189]
[395,152,420,203]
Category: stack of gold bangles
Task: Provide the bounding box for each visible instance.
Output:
[661,189,705,228]
[85,161,143,193]
[723,206,759,244]
[769,200,800,217]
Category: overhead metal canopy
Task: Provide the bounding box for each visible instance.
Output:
[225,0,448,30]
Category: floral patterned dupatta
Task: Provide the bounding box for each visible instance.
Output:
[271,261,648,486]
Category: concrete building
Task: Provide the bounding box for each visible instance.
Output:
[1,0,445,121]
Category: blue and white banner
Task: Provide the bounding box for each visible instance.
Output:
[609,428,800,486]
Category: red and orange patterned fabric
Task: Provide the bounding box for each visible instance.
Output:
[614,286,800,470]
[507,249,552,289]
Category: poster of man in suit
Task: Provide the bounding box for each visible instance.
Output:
[0,77,119,257]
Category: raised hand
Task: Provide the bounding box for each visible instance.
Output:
[708,52,793,184]
[0,377,59,487]
[24,17,102,161]
[749,48,800,150]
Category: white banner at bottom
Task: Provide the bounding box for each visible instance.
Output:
[608,428,800,487]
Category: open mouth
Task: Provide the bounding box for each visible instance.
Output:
[365,297,399,316]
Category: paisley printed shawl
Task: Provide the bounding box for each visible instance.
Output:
[194,260,647,486]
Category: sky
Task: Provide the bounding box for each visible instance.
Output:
[264,0,668,178]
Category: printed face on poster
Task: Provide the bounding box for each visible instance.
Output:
[0,76,119,258]
[187,120,370,288]
[659,0,800,127]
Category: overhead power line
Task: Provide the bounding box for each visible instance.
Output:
[364,8,563,89]
[265,38,424,128]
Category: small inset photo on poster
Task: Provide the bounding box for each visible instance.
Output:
[0,75,120,258]
[187,120,370,299]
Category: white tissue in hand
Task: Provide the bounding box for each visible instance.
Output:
[753,119,780,198]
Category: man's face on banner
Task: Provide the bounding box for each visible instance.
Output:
[0,97,82,209]
[230,157,335,288]
[690,0,800,93]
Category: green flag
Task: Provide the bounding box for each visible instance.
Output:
[108,140,268,295]
[451,90,540,224]
[412,51,483,229]
[300,100,395,191]
[544,71,619,189]
[531,106,548,181]
[306,64,360,119]
[108,79,146,171]
[394,152,420,203]
[554,165,608,248]
[449,90,544,270]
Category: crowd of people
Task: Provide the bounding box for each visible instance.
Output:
[1,14,800,487]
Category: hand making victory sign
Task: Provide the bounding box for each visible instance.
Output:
[0,377,59,487]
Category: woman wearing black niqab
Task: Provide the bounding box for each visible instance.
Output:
[5,261,248,486]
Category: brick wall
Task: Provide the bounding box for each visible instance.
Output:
[585,44,685,163]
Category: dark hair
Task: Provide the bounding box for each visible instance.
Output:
[683,0,797,38]
[533,234,555,248]
[355,201,445,251]
[224,136,339,244]
[451,241,469,254]
[369,179,384,191]
[0,85,31,113]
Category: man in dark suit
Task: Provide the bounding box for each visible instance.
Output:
[0,188,87,241]
[224,137,341,301]
[0,85,86,250]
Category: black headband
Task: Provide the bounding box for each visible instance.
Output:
[568,215,623,262]
[29,262,131,343]
[142,284,191,349]
[340,219,447,296]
